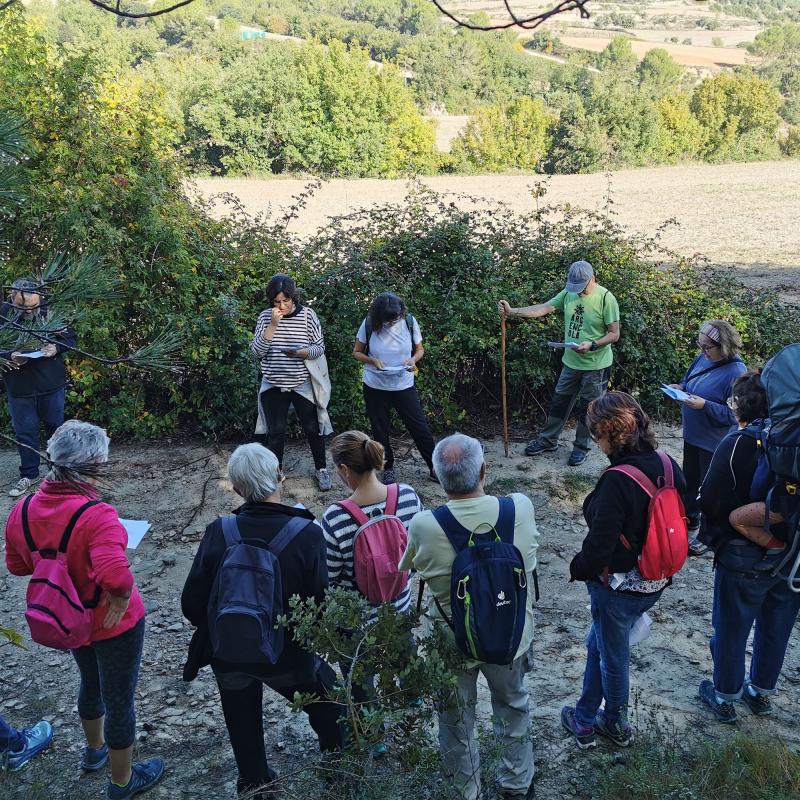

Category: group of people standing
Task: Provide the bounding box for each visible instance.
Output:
[1,262,799,800]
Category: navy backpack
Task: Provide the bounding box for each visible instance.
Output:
[208,514,307,665]
[431,497,529,665]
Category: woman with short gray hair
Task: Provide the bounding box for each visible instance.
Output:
[182,443,344,797]
[4,420,164,798]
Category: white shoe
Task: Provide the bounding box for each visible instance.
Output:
[9,476,38,498]
[316,468,332,491]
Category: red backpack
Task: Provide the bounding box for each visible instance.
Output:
[607,450,688,581]
[21,494,101,650]
[336,483,410,603]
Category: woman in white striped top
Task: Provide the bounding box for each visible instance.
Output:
[251,274,331,491]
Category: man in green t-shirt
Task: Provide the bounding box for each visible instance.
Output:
[499,260,620,466]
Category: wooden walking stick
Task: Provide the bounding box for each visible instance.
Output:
[501,313,509,457]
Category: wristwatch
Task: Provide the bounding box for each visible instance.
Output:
[590,340,599,351]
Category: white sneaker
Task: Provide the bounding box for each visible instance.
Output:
[9,476,38,498]
[316,468,332,491]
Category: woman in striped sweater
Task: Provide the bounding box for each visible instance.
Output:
[251,274,332,491]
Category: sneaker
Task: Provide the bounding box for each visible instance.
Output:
[688,536,708,556]
[1,720,53,772]
[560,706,596,749]
[742,680,772,715]
[316,468,332,492]
[698,680,737,723]
[9,476,38,498]
[106,758,165,800]
[237,768,279,799]
[381,468,397,485]
[568,449,588,467]
[82,743,109,772]
[593,713,634,747]
[499,778,536,800]
[524,440,558,457]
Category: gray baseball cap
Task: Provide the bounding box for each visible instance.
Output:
[565,260,594,293]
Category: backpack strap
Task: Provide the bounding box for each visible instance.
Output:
[607,464,658,499]
[335,499,370,527]
[21,495,99,555]
[364,317,372,357]
[431,505,473,552]
[384,483,400,516]
[495,496,516,543]
[268,516,310,557]
[655,450,674,489]
[220,515,242,548]
[406,314,415,357]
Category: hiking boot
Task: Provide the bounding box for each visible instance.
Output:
[499,773,538,800]
[698,680,737,723]
[688,536,708,556]
[593,714,634,747]
[381,468,397,485]
[1,720,53,772]
[237,769,280,799]
[568,449,588,467]
[9,476,38,498]
[82,743,109,772]
[524,440,558,457]
[560,706,596,749]
[742,681,772,715]
[106,758,165,799]
[316,468,332,491]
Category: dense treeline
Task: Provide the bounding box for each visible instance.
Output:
[9,1,800,175]
[1,6,799,439]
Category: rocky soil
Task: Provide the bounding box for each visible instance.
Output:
[1,425,799,800]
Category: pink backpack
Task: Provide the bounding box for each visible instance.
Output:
[21,495,100,650]
[336,483,410,603]
[608,450,689,581]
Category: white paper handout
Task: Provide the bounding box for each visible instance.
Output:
[629,612,653,646]
[121,519,151,549]
[377,365,410,373]
[21,350,46,359]
[660,384,690,402]
[547,341,580,350]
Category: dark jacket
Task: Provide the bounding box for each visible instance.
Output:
[181,501,328,683]
[0,302,76,397]
[570,446,686,582]
[698,427,786,570]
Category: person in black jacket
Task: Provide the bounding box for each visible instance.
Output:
[561,392,686,751]
[697,371,800,723]
[181,443,344,799]
[0,278,76,497]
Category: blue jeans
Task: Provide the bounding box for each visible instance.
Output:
[710,564,800,700]
[0,715,24,752]
[7,388,66,478]
[575,581,663,727]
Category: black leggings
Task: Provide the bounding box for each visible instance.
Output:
[363,385,435,471]
[683,441,714,528]
[70,617,145,750]
[215,662,345,791]
[261,388,326,470]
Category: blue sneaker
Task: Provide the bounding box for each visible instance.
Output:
[742,680,772,715]
[1,720,53,772]
[568,449,588,467]
[82,742,109,771]
[593,713,634,747]
[560,706,596,749]
[107,758,165,800]
[698,680,737,724]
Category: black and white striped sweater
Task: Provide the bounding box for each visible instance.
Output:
[251,305,325,390]
[321,484,422,614]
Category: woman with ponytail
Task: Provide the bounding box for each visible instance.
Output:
[321,431,422,614]
[561,392,686,751]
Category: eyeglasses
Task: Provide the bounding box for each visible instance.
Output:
[277,469,286,484]
[696,339,719,353]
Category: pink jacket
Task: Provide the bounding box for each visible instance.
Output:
[5,481,145,643]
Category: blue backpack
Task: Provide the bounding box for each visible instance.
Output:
[739,420,773,502]
[431,497,529,665]
[208,514,307,665]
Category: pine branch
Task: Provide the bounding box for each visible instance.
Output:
[429,0,591,31]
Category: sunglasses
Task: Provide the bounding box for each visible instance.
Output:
[696,339,720,353]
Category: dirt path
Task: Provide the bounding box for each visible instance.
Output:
[192,161,800,303]
[2,430,799,799]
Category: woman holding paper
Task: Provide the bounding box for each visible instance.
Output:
[252,274,332,492]
[562,392,686,750]
[352,292,437,484]
[666,320,746,555]
[4,420,163,799]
